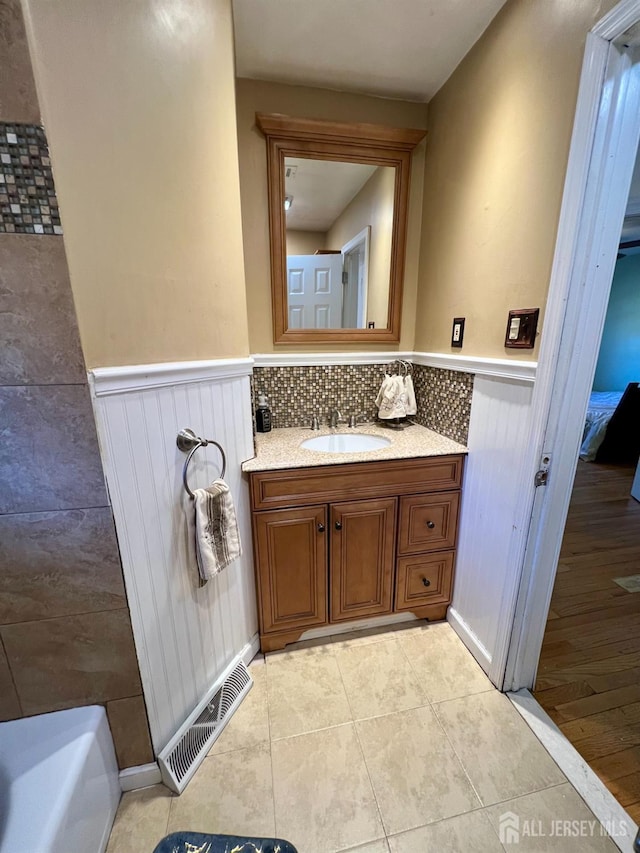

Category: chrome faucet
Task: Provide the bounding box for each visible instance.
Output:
[329,408,342,428]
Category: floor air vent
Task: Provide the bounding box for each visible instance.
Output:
[158,659,252,793]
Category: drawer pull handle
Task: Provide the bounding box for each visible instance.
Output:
[317,523,325,533]
[335,521,342,531]
[422,577,431,587]
[426,520,435,529]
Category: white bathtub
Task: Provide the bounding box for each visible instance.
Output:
[0,705,120,853]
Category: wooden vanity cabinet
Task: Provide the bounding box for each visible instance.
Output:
[249,454,464,652]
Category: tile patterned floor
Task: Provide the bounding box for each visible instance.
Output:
[106,623,619,853]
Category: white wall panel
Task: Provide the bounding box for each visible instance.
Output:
[450,375,536,683]
[92,367,258,752]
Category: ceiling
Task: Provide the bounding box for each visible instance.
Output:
[232,0,508,102]
[285,158,380,232]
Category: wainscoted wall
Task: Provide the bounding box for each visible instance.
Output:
[252,361,474,444]
[90,362,258,752]
[448,373,537,683]
[0,0,151,771]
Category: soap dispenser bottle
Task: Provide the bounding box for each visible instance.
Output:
[256,392,272,433]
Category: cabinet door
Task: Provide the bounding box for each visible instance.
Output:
[398,491,460,555]
[330,497,397,622]
[254,505,328,635]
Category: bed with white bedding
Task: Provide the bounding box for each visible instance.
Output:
[579,390,624,461]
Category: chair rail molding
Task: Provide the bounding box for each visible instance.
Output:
[90,357,254,396]
[252,351,537,381]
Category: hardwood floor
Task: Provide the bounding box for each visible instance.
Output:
[533,460,640,822]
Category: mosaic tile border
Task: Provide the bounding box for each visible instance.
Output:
[0,122,62,235]
[252,362,474,445]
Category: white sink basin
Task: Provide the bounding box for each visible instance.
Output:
[300,433,391,453]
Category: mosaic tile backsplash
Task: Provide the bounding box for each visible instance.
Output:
[412,365,474,445]
[252,363,474,445]
[0,122,62,234]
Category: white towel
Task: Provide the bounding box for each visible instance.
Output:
[377,374,407,419]
[375,373,392,409]
[404,375,417,416]
[192,479,242,582]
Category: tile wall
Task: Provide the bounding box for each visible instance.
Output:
[252,362,474,445]
[0,0,152,770]
[412,365,474,446]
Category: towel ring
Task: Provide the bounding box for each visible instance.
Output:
[176,428,227,500]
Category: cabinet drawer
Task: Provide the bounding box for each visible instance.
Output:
[398,491,460,555]
[395,552,454,611]
[250,455,464,510]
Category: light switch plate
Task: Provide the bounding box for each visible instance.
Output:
[504,308,539,348]
[451,317,465,348]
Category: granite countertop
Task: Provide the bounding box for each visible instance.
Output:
[241,422,468,473]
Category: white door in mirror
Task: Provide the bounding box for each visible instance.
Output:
[301,433,391,453]
[287,254,343,329]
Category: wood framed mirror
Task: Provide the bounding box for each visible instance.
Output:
[256,113,426,345]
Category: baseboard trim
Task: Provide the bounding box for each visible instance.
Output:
[509,689,638,850]
[118,636,259,792]
[447,606,493,674]
[119,762,162,792]
[90,357,254,396]
[241,633,262,664]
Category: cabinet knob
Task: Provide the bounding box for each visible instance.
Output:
[335,521,342,531]
[426,520,435,529]
[422,577,431,587]
[317,523,325,533]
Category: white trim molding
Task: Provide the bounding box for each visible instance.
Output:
[510,691,638,849]
[412,352,537,382]
[251,351,414,368]
[252,350,537,381]
[119,762,162,792]
[90,357,254,396]
[447,606,492,672]
[594,0,640,39]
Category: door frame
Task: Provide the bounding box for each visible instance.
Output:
[504,0,640,691]
[341,226,370,328]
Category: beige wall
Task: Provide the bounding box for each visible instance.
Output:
[0,0,150,768]
[23,0,249,368]
[326,166,395,329]
[286,230,327,255]
[236,78,427,352]
[414,0,616,360]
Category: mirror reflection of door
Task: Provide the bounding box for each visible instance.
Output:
[286,254,343,329]
[341,226,370,328]
[284,156,394,330]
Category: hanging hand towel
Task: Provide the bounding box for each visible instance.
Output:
[404,374,417,416]
[375,373,392,409]
[378,374,407,419]
[192,479,242,583]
